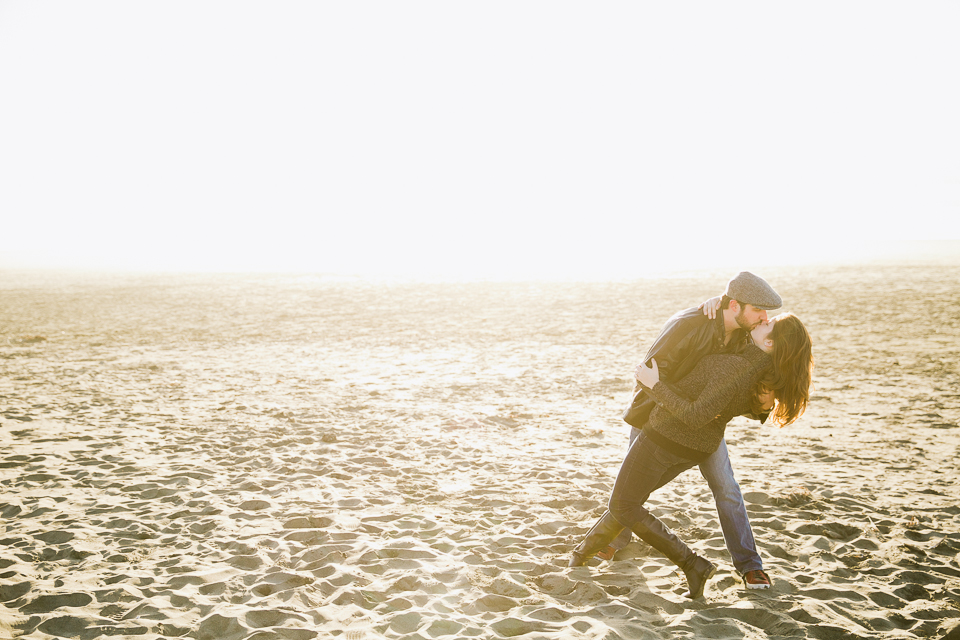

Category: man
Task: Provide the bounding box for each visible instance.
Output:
[601,271,780,590]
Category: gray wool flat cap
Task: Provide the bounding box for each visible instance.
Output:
[724,271,782,310]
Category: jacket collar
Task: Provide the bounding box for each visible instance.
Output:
[714,312,748,353]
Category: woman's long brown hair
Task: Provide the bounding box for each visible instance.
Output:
[753,313,814,427]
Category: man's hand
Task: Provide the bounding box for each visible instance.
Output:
[698,296,723,320]
[635,358,660,389]
[758,388,775,411]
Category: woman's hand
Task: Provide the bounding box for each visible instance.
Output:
[635,358,660,388]
[698,296,723,319]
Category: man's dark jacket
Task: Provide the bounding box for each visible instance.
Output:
[623,306,750,429]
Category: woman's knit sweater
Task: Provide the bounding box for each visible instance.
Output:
[644,343,772,462]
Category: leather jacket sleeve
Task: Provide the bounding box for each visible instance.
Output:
[642,307,717,384]
[644,314,706,382]
[623,307,719,429]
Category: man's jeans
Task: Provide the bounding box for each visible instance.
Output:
[617,426,763,574]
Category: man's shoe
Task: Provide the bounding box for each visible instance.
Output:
[596,545,616,561]
[742,569,772,590]
[568,512,623,567]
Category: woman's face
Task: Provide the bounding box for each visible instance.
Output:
[751,318,776,353]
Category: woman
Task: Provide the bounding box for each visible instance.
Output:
[568,313,813,599]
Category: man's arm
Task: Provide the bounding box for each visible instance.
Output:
[741,410,770,424]
[641,308,714,383]
[623,307,720,429]
[740,388,773,423]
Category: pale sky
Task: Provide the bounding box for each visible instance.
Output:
[1,2,958,279]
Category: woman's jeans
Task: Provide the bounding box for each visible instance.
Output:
[618,426,763,574]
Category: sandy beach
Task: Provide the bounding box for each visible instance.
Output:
[1,265,958,639]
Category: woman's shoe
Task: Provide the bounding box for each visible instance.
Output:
[628,517,713,597]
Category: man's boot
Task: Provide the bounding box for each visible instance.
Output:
[568,511,624,567]
[631,518,717,598]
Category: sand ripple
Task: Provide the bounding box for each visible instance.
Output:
[1,267,959,639]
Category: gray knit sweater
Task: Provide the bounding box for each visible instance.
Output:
[645,343,771,462]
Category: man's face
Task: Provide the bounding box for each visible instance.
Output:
[735,303,768,331]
